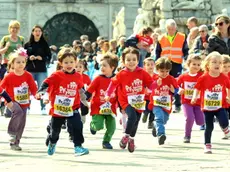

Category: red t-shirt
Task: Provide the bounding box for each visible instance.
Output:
[0,71,37,108]
[136,34,153,46]
[177,72,203,106]
[87,75,117,116]
[111,67,153,111]
[82,73,91,86]
[145,73,158,101]
[149,75,178,113]
[44,71,84,117]
[194,73,230,111]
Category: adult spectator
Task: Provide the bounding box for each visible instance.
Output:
[24,25,51,115]
[80,35,89,43]
[207,15,230,55]
[187,27,199,52]
[0,20,24,69]
[155,19,189,113]
[186,17,198,30]
[193,25,209,54]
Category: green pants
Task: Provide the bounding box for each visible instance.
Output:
[90,115,116,143]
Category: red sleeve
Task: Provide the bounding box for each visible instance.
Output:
[43,72,57,86]
[76,73,84,89]
[177,75,184,87]
[87,76,99,94]
[149,37,153,45]
[224,75,230,89]
[194,75,204,90]
[27,73,38,96]
[85,75,91,86]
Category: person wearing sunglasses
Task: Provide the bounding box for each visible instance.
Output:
[193,25,209,54]
[207,15,230,55]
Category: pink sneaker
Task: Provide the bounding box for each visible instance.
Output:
[128,138,135,153]
[119,135,129,149]
[204,144,212,154]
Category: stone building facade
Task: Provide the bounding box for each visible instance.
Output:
[0,0,139,47]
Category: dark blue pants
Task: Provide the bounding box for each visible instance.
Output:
[204,108,229,144]
[49,109,84,147]
[170,62,182,108]
[125,105,141,137]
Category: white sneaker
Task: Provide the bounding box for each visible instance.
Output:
[9,134,16,143]
[41,109,47,115]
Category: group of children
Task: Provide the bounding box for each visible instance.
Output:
[1,45,230,156]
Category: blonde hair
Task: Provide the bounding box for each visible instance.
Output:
[8,20,20,33]
[202,51,222,71]
[7,51,27,71]
[222,54,230,64]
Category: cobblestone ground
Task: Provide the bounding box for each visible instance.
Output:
[0,101,230,172]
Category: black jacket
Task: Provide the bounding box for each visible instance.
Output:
[207,35,230,55]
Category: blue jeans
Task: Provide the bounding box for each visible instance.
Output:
[153,106,169,136]
[138,49,148,68]
[31,72,47,110]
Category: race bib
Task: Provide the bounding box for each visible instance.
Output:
[54,95,75,117]
[14,86,29,104]
[204,91,222,111]
[128,94,145,110]
[153,95,171,110]
[184,82,196,100]
[99,102,113,115]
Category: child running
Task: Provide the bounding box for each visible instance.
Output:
[142,57,157,129]
[36,48,89,156]
[85,53,118,149]
[149,57,178,145]
[191,51,230,154]
[105,47,153,153]
[0,48,37,151]
[76,59,91,123]
[177,54,204,143]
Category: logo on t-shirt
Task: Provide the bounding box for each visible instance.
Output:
[59,82,78,97]
[125,79,143,94]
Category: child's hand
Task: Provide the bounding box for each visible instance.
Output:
[43,99,49,105]
[226,97,230,104]
[178,88,185,95]
[6,101,13,110]
[157,78,162,86]
[170,85,175,93]
[104,96,110,102]
[191,98,197,104]
[35,93,42,100]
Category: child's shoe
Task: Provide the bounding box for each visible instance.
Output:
[61,123,66,129]
[74,146,89,156]
[90,127,97,135]
[102,142,113,149]
[158,135,166,145]
[183,136,191,143]
[47,143,56,155]
[119,135,129,149]
[222,127,230,139]
[152,126,157,137]
[142,114,148,123]
[148,121,153,129]
[200,125,205,130]
[45,135,49,146]
[10,144,22,151]
[173,106,181,113]
[204,144,212,154]
[128,138,135,153]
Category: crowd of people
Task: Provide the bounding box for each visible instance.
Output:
[0,14,230,156]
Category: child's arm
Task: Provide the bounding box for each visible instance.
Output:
[105,81,117,101]
[35,82,49,100]
[79,88,89,107]
[191,89,200,104]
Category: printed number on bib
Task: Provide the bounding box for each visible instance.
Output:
[99,102,113,115]
[153,95,171,110]
[128,94,145,110]
[14,86,29,104]
[184,82,199,99]
[204,91,222,111]
[54,95,75,117]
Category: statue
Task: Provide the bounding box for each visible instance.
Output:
[172,0,205,10]
[113,7,126,40]
[133,8,152,34]
[141,0,154,10]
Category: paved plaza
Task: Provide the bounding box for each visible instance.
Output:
[0,100,230,172]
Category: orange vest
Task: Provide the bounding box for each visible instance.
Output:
[159,32,185,64]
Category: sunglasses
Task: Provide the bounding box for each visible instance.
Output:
[215,22,224,27]
[199,30,206,33]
